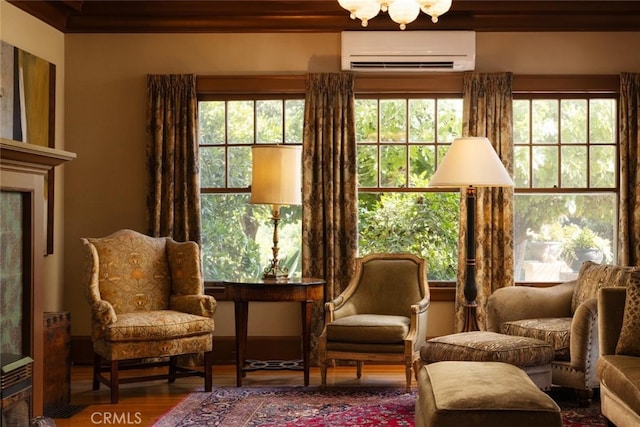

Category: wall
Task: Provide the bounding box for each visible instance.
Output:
[39,24,640,342]
[1,1,66,311]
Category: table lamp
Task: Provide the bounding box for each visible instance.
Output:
[250,144,302,279]
[429,136,514,331]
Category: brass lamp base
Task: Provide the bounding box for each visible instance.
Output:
[262,258,289,280]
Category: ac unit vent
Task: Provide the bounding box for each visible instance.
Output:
[342,31,475,73]
[350,61,455,70]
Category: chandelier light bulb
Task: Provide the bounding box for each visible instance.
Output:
[388,0,421,30]
[338,0,366,19]
[376,0,391,12]
[420,0,452,24]
[353,1,381,26]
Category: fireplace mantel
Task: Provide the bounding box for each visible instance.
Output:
[1,138,76,173]
[0,138,75,418]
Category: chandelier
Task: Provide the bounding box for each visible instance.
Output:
[338,0,452,30]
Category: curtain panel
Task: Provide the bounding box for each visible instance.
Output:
[618,73,640,265]
[302,73,358,363]
[146,74,201,244]
[459,72,515,331]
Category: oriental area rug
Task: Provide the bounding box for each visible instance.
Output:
[152,386,607,427]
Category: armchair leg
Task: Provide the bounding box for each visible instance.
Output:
[204,351,213,392]
[92,353,101,390]
[405,364,412,393]
[320,361,328,388]
[576,389,593,408]
[110,360,119,404]
[168,356,177,383]
[356,361,363,379]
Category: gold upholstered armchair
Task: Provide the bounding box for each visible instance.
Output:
[81,229,216,403]
[319,253,430,392]
[487,261,639,405]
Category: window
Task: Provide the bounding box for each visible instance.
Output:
[513,96,618,283]
[355,97,463,281]
[198,98,304,282]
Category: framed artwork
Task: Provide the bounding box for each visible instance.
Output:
[1,41,57,254]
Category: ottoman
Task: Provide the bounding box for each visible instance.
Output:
[416,361,562,427]
[419,331,554,390]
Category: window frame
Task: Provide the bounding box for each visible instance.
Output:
[197,74,622,298]
[512,77,620,285]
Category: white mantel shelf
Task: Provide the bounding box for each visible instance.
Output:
[1,138,76,172]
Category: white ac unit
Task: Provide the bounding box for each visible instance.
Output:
[341,31,475,72]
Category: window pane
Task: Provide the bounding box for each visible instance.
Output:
[358,192,459,280]
[409,145,435,187]
[590,145,616,187]
[408,99,435,142]
[199,101,225,145]
[355,99,378,143]
[357,145,378,187]
[228,101,254,144]
[590,99,616,144]
[285,100,304,143]
[256,100,283,144]
[513,100,530,144]
[514,146,530,187]
[380,99,406,143]
[560,99,587,144]
[228,146,251,188]
[561,146,587,188]
[437,99,463,142]
[532,146,558,188]
[200,146,225,187]
[532,100,558,144]
[380,145,406,187]
[515,193,616,282]
[200,194,301,281]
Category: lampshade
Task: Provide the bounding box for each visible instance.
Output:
[429,137,514,188]
[250,145,302,206]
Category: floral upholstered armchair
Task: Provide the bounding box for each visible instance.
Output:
[81,229,216,403]
[319,253,430,392]
[487,261,639,405]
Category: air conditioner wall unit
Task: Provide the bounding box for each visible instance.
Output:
[341,31,476,72]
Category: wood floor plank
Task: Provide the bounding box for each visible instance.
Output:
[51,364,410,426]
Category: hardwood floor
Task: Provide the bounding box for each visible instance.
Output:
[51,363,409,426]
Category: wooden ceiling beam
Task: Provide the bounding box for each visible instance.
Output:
[7,1,640,33]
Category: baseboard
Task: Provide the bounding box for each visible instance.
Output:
[71,335,302,365]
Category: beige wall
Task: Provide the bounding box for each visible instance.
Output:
[62,31,640,339]
[1,1,66,311]
[5,0,640,341]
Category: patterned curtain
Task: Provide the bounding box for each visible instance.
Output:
[618,73,640,265]
[458,72,515,331]
[146,74,201,244]
[302,73,358,363]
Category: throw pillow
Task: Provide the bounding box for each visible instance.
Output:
[616,271,640,356]
[571,261,640,313]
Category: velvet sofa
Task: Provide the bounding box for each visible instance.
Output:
[597,284,640,427]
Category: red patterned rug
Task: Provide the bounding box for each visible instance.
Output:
[152,386,607,427]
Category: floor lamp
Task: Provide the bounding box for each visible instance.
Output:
[429,137,514,331]
[250,144,302,280]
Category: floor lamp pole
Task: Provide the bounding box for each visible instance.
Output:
[462,186,479,332]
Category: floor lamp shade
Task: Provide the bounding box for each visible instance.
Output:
[428,137,514,189]
[429,137,513,331]
[250,145,302,206]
